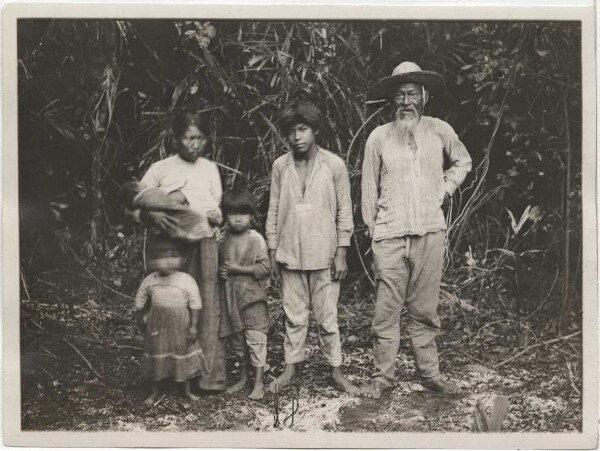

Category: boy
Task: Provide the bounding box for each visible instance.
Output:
[266,100,358,394]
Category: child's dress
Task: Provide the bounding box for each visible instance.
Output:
[219,229,270,339]
[135,271,208,382]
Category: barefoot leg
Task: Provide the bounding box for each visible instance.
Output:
[144,382,160,405]
[267,363,296,393]
[331,366,360,395]
[226,363,250,394]
[248,366,265,400]
[183,379,199,401]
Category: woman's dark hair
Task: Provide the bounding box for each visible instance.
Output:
[172,111,210,138]
[278,100,324,134]
[222,187,257,216]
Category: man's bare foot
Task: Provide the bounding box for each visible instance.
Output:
[331,367,360,395]
[226,376,248,394]
[267,363,296,393]
[361,379,390,399]
[248,382,264,400]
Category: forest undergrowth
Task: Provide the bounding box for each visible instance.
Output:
[20,234,582,433]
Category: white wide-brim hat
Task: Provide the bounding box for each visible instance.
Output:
[368,61,445,100]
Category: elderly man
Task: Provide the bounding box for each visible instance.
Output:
[361,62,472,399]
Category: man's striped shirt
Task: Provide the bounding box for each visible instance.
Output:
[361,116,472,240]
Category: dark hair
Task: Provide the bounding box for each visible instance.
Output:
[146,236,184,260]
[172,111,210,139]
[278,100,324,134]
[222,187,257,216]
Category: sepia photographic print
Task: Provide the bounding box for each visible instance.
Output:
[2,2,597,448]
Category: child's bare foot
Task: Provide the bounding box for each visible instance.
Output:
[183,380,199,401]
[248,382,264,400]
[144,383,160,405]
[144,393,159,405]
[361,379,390,399]
[185,391,199,401]
[248,366,265,399]
[226,376,248,394]
[267,363,296,393]
[331,366,360,395]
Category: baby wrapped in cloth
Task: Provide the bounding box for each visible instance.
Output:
[120,181,213,242]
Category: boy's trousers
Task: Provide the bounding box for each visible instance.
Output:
[280,268,343,367]
[371,231,445,386]
[231,330,267,368]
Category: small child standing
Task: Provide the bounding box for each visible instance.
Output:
[219,188,270,400]
[135,242,207,404]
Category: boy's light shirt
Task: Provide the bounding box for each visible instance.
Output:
[266,147,354,271]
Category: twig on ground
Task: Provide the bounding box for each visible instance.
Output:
[77,336,143,352]
[64,338,137,388]
[153,394,166,407]
[566,361,581,396]
[40,366,58,382]
[36,279,63,291]
[550,344,579,360]
[20,270,32,301]
[565,340,582,357]
[42,347,58,359]
[493,331,581,369]
[472,319,525,344]
[454,349,488,365]
[30,319,46,331]
[64,338,108,382]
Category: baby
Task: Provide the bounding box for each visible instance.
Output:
[120,181,213,241]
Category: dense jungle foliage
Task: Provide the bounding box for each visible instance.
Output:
[19,19,582,325]
[18,19,583,432]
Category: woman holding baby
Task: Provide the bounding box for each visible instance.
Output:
[133,111,227,395]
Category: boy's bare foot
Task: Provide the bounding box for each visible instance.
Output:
[226,376,248,394]
[249,366,265,399]
[248,382,264,400]
[331,367,360,395]
[361,379,390,399]
[268,363,296,393]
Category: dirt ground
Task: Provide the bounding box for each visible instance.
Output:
[20,271,582,433]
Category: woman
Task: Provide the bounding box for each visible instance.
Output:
[138,111,226,392]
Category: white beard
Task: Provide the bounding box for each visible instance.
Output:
[395,112,420,134]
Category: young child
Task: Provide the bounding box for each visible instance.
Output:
[265,100,359,395]
[120,181,213,242]
[134,242,208,404]
[218,188,270,400]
